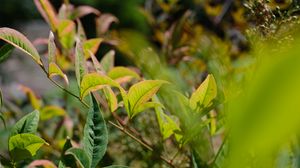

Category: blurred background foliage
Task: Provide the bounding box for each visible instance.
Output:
[1,0,300,167]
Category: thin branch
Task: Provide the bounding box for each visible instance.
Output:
[108,121,175,168]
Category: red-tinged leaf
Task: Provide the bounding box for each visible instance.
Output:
[83,38,103,59]
[0,28,42,65]
[76,19,87,41]
[89,51,104,74]
[28,160,57,168]
[96,14,118,35]
[72,6,101,19]
[34,0,58,31]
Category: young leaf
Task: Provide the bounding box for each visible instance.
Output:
[96,14,119,35]
[40,105,66,121]
[48,62,69,85]
[34,0,58,31]
[72,6,101,19]
[189,74,217,111]
[0,43,14,63]
[19,85,42,110]
[57,20,76,49]
[132,102,163,118]
[100,50,115,72]
[77,19,87,41]
[153,96,182,141]
[48,31,56,63]
[0,28,42,65]
[28,160,57,168]
[65,148,90,168]
[83,38,102,59]
[9,133,47,161]
[107,66,140,83]
[10,110,40,137]
[103,87,118,112]
[89,51,104,73]
[80,73,120,99]
[127,80,168,116]
[75,39,87,87]
[83,95,108,168]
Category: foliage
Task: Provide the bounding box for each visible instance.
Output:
[0,0,300,168]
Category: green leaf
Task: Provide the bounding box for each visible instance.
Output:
[57,20,76,49]
[83,38,102,59]
[75,39,87,87]
[83,95,108,168]
[0,43,14,63]
[153,96,182,141]
[0,28,42,65]
[58,137,76,168]
[9,133,47,161]
[107,66,140,83]
[48,62,69,85]
[103,166,129,168]
[100,50,115,72]
[103,87,118,112]
[80,73,120,99]
[34,0,58,31]
[10,110,40,137]
[127,80,168,116]
[40,105,66,121]
[189,74,217,111]
[0,87,2,109]
[65,148,90,168]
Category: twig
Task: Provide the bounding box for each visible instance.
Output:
[108,121,175,168]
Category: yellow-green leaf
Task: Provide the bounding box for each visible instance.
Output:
[107,66,140,83]
[127,80,168,116]
[132,102,164,118]
[48,62,69,85]
[34,0,58,31]
[189,74,217,111]
[0,28,42,65]
[80,73,120,99]
[9,133,47,162]
[153,96,182,141]
[83,38,103,59]
[100,50,115,72]
[103,87,118,112]
[75,39,87,87]
[0,43,14,63]
[19,85,42,110]
[40,105,66,121]
[57,20,76,49]
[48,31,56,63]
